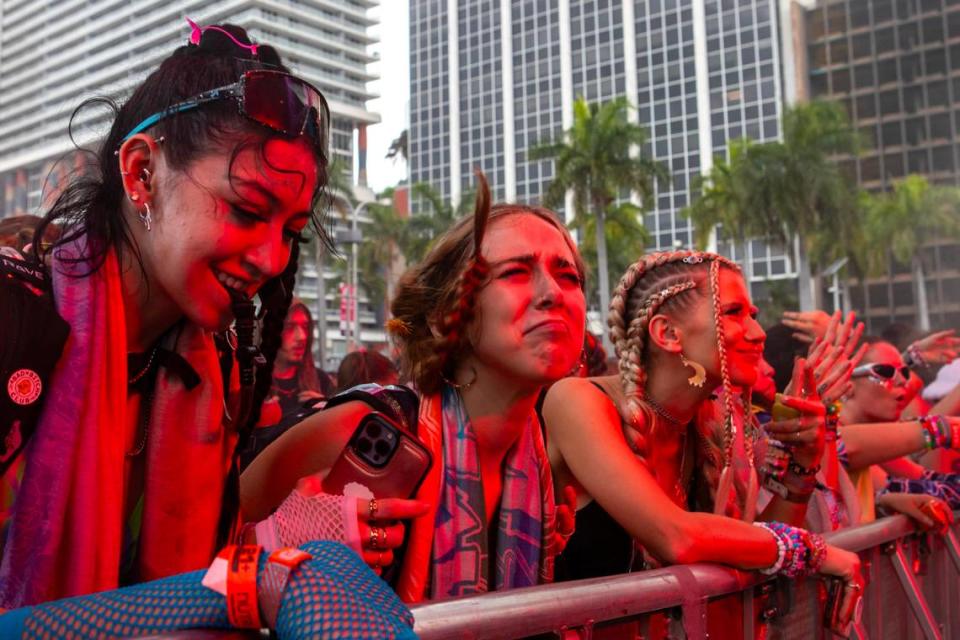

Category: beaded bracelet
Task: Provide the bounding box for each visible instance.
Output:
[755,522,827,578]
[755,522,787,575]
[917,414,951,450]
[904,343,928,369]
[825,402,841,442]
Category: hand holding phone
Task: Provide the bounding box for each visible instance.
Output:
[320,412,433,574]
[322,412,433,499]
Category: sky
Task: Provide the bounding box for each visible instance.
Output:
[363,1,410,194]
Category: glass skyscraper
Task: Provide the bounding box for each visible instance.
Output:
[409,0,801,305]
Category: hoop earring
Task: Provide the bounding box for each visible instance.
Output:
[442,366,477,391]
[680,353,706,388]
[139,202,153,232]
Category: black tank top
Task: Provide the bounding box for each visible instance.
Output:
[555,498,635,581]
[553,381,637,581]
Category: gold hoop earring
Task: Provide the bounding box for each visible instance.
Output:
[680,354,706,388]
[442,366,477,391]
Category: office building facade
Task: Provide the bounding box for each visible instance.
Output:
[0,0,382,365]
[409,0,801,307]
[0,0,378,214]
[805,0,960,331]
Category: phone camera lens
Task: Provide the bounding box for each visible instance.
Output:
[374,440,391,458]
[357,438,373,454]
[366,422,382,438]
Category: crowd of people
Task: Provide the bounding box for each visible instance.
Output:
[1,22,959,639]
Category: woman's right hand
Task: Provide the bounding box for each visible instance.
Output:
[295,474,429,575]
[254,475,429,575]
[819,544,866,631]
[353,495,430,575]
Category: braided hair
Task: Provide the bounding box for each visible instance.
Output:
[608,250,757,517]
[244,242,299,431]
[389,173,585,394]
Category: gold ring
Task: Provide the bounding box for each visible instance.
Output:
[368,498,379,519]
[369,526,380,549]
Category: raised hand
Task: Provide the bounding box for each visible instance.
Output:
[782,309,833,343]
[766,359,825,469]
[908,329,960,366]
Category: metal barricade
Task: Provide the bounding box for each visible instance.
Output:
[411,514,960,639]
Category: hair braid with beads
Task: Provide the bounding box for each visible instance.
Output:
[607,250,739,455]
[244,241,299,432]
[432,171,492,382]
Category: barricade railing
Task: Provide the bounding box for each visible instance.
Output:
[410,514,960,640]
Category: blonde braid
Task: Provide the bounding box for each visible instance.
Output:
[608,250,722,432]
[709,259,737,463]
[621,281,697,426]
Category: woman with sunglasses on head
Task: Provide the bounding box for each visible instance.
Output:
[242,174,581,602]
[832,338,959,526]
[0,23,417,638]
[541,251,865,634]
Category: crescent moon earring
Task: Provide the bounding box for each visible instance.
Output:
[680,353,707,388]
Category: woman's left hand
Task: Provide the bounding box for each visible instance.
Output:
[909,330,960,366]
[766,361,825,469]
[552,485,577,554]
[878,492,954,534]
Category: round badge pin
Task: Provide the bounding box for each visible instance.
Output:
[7,369,42,406]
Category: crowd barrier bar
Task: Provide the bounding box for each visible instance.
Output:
[410,513,960,640]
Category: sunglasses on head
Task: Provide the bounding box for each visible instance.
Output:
[852,363,910,381]
[121,69,330,158]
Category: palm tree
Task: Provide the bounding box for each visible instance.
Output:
[355,188,409,308]
[860,175,960,330]
[577,201,649,306]
[683,101,863,310]
[531,96,668,352]
[386,129,408,164]
[405,182,475,263]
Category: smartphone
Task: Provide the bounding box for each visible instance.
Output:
[322,412,433,500]
[771,393,801,421]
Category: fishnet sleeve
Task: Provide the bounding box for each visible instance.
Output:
[0,541,415,640]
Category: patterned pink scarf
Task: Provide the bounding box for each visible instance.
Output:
[429,386,556,598]
[0,241,237,607]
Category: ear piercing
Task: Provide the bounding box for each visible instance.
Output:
[139,202,153,232]
[680,353,707,387]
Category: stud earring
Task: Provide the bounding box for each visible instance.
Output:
[139,202,153,232]
[129,192,140,202]
[680,353,707,388]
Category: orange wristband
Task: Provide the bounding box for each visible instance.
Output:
[260,548,314,629]
[226,544,263,629]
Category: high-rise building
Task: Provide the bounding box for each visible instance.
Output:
[0,0,383,365]
[409,0,802,307]
[804,0,960,331]
[0,1,378,214]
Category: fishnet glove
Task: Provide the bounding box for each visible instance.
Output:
[256,489,362,556]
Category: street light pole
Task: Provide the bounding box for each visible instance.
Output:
[348,200,374,352]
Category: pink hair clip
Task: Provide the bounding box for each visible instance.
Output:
[186,17,259,56]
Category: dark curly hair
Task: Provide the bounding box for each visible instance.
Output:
[36,23,332,272]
